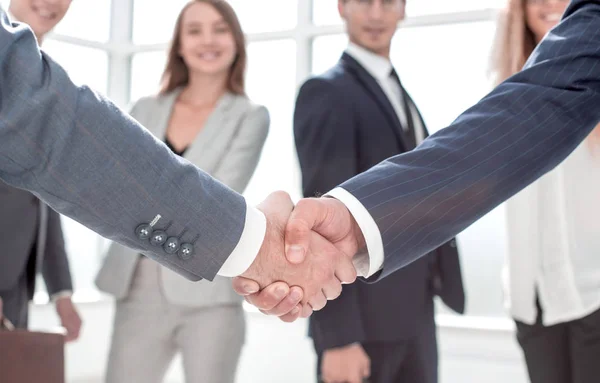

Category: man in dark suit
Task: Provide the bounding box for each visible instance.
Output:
[294,1,465,382]
[0,0,81,341]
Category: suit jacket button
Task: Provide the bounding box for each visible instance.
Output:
[135,224,152,240]
[450,239,457,248]
[150,230,167,246]
[164,237,180,254]
[178,243,194,260]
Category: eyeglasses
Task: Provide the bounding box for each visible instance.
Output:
[351,0,404,11]
[526,0,570,6]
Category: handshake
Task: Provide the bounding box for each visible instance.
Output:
[232,191,366,323]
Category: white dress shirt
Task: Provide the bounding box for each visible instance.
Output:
[216,43,415,279]
[504,140,600,325]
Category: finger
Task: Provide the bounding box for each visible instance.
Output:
[300,303,313,318]
[244,282,290,311]
[322,279,343,301]
[308,291,328,311]
[278,304,302,323]
[335,256,358,285]
[362,362,371,379]
[285,198,327,264]
[231,277,260,296]
[259,286,304,316]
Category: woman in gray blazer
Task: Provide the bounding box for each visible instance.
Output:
[95,1,269,382]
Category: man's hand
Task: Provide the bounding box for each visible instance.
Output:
[286,197,365,264]
[55,297,82,342]
[233,196,364,321]
[321,343,371,383]
[238,192,357,312]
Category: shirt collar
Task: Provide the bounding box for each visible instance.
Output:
[345,42,393,82]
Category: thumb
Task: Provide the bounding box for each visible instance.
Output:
[284,198,327,264]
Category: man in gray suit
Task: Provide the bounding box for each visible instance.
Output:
[0,6,355,321]
[0,0,81,339]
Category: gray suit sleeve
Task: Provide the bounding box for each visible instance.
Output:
[211,105,270,194]
[341,0,600,281]
[41,206,73,295]
[0,9,246,281]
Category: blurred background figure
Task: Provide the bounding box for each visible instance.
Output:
[490,0,600,382]
[95,1,269,382]
[0,0,82,342]
[294,1,465,383]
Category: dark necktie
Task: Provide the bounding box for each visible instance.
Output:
[390,68,417,150]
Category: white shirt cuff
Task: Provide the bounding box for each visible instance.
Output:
[326,187,384,278]
[217,203,267,277]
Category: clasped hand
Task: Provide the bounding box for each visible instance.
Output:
[233,191,365,322]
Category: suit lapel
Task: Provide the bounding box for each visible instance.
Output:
[183,92,237,172]
[154,88,183,141]
[341,53,407,151]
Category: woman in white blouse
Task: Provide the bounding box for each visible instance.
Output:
[490,1,600,382]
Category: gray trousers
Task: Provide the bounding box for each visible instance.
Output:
[0,269,29,329]
[105,258,245,383]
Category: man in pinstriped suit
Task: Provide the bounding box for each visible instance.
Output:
[237,0,600,323]
[2,0,600,323]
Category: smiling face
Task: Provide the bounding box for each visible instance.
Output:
[177,1,237,77]
[9,0,72,40]
[338,0,405,57]
[524,0,569,43]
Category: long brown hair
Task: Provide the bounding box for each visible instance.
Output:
[159,0,247,96]
[490,0,600,148]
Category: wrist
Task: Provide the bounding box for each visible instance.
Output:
[240,215,281,288]
[51,290,73,303]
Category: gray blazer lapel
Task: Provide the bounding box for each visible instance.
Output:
[184,92,238,172]
[152,88,183,140]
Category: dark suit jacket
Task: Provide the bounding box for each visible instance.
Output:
[294,53,465,353]
[0,180,72,298]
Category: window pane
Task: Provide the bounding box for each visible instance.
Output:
[130,50,167,103]
[313,0,503,25]
[52,0,111,42]
[312,34,348,75]
[407,0,504,16]
[312,22,506,318]
[42,40,109,95]
[132,0,189,45]
[227,0,298,34]
[132,0,298,45]
[243,39,300,205]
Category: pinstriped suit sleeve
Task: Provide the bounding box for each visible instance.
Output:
[0,9,263,281]
[339,0,600,281]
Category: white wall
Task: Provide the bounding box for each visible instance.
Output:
[29,301,529,383]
